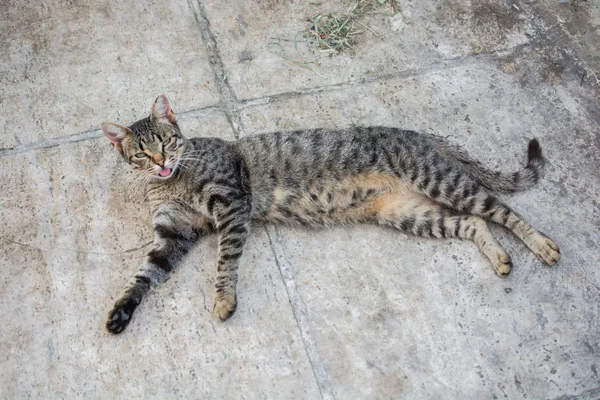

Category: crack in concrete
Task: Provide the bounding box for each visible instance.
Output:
[2,238,153,256]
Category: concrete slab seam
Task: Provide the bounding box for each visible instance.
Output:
[188,0,245,139]
[0,42,535,159]
[190,2,335,398]
[266,226,335,400]
[0,105,223,158]
[235,44,531,108]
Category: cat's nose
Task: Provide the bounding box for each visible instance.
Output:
[152,154,165,166]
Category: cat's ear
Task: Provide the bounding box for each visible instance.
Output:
[101,122,129,152]
[151,95,176,124]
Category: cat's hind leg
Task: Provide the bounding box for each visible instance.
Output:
[368,191,513,277]
[475,195,560,266]
[410,164,560,266]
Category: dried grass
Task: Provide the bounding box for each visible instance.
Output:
[303,0,390,54]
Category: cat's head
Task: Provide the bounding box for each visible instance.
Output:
[101,95,185,179]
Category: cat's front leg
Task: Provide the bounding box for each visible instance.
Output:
[211,197,251,321]
[106,203,205,334]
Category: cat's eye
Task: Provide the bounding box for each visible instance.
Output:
[163,137,173,147]
[134,152,147,159]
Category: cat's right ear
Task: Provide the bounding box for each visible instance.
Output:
[101,123,129,153]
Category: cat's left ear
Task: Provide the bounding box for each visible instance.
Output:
[151,95,176,125]
[101,122,129,153]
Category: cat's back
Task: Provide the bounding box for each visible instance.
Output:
[236,126,425,179]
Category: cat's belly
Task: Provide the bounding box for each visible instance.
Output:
[254,172,433,227]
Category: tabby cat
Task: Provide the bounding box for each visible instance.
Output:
[101,95,560,334]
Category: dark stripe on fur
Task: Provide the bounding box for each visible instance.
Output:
[207,194,232,214]
[147,249,172,272]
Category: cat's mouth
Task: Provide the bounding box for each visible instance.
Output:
[154,153,182,179]
[158,167,172,177]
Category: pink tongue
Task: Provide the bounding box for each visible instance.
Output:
[159,168,171,177]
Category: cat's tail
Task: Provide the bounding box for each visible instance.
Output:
[434,138,545,194]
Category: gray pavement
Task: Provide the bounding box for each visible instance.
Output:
[1,1,599,399]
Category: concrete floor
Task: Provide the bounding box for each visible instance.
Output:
[1,0,599,398]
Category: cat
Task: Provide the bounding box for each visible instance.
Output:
[101,95,560,334]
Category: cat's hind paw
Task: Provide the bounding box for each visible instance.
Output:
[532,235,561,266]
[213,292,237,321]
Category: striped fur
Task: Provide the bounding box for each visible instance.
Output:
[102,96,560,334]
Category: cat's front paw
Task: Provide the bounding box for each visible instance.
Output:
[213,292,237,321]
[106,297,139,334]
